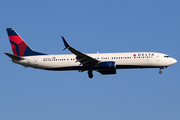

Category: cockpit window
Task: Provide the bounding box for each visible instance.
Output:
[164,56,170,58]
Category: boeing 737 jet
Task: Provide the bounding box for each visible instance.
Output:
[5,28,177,78]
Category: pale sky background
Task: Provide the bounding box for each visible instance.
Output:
[0,0,180,120]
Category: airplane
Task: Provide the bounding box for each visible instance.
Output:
[5,28,177,78]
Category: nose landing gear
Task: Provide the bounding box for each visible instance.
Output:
[159,66,168,74]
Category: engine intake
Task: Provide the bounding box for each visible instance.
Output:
[98,61,116,75]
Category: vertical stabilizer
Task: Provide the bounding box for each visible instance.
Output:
[6,28,46,56]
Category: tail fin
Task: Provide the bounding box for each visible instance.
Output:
[6,28,46,57]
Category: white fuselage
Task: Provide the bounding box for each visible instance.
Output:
[6,28,177,78]
[13,52,177,71]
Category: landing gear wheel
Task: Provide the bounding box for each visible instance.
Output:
[88,70,93,78]
[159,70,162,74]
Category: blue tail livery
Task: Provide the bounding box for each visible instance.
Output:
[6,28,46,57]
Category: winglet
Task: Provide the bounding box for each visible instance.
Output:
[61,36,71,51]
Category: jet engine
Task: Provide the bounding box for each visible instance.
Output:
[98,61,116,75]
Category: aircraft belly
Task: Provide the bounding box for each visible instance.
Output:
[115,59,159,69]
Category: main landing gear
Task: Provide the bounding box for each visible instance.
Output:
[88,69,93,78]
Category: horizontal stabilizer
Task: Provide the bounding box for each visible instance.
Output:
[4,53,24,60]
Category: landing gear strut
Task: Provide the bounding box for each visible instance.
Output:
[159,66,167,74]
[88,69,93,78]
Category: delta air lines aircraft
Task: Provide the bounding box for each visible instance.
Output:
[5,28,177,78]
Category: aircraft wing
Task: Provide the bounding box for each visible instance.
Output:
[61,36,100,66]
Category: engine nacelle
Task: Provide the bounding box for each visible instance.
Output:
[98,61,116,75]
[99,61,116,69]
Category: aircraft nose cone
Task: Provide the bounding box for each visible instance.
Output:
[171,58,177,64]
